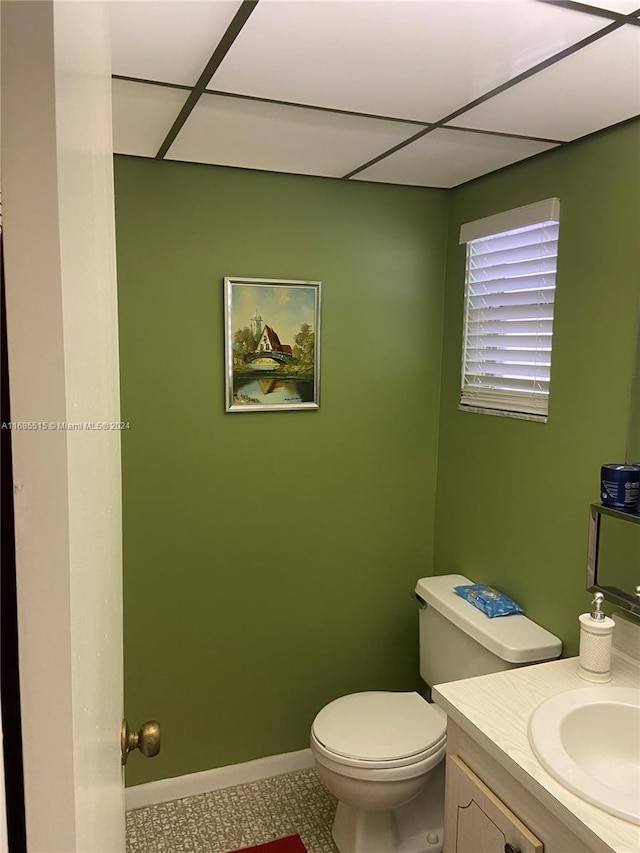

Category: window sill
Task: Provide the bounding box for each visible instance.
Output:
[458,404,547,424]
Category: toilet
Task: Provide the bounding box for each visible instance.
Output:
[310,574,562,853]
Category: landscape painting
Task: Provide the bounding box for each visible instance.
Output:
[224,277,321,412]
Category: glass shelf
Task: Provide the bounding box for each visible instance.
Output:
[592,503,640,525]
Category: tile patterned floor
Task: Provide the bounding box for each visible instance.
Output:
[126,768,339,853]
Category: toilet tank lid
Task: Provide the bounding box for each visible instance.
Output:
[415,574,562,664]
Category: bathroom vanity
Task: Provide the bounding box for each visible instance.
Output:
[433,616,640,853]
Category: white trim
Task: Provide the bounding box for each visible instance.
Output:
[125,748,314,811]
[459,198,560,244]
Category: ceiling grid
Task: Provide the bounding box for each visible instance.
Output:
[110,0,640,188]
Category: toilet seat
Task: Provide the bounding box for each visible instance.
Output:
[311,728,446,774]
[311,691,446,770]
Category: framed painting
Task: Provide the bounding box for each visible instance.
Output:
[224,277,321,413]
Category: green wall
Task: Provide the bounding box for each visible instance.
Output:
[628,314,640,461]
[115,120,639,786]
[114,158,449,785]
[435,120,640,656]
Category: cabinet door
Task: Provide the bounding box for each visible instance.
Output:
[445,754,543,853]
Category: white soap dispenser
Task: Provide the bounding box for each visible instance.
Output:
[578,592,615,683]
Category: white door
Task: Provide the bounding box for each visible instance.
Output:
[2,1,125,850]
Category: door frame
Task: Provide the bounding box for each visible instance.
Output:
[1,1,125,849]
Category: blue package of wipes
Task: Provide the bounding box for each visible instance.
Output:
[454,584,523,618]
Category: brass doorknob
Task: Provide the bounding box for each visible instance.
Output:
[121,719,161,765]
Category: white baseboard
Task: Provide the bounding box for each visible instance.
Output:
[125,748,314,811]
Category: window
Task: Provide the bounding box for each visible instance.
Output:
[459,198,560,422]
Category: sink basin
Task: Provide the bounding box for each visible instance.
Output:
[528,685,640,824]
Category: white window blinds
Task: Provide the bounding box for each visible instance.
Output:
[459,199,560,421]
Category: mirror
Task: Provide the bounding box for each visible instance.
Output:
[587,505,640,616]
[588,303,640,616]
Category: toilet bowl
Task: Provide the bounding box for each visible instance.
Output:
[310,692,446,853]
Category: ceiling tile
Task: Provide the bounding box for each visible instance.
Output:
[352,128,558,189]
[110,0,244,86]
[572,0,639,12]
[454,26,640,141]
[112,79,188,158]
[166,93,419,177]
[208,0,610,122]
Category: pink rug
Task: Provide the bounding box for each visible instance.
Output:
[229,836,308,853]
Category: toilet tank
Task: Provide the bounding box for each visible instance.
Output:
[415,574,562,687]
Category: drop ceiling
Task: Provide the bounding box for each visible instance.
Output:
[111,0,640,188]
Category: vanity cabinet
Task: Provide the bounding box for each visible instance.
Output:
[445,754,542,853]
[443,721,613,853]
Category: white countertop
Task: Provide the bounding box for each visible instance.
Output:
[433,650,640,853]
